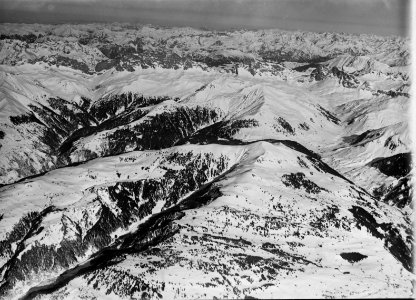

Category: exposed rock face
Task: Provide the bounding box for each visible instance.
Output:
[0,23,412,299]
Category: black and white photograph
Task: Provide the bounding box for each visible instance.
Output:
[0,0,413,299]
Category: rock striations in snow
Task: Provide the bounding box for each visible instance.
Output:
[0,23,413,299]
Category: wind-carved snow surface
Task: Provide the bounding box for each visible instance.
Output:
[0,23,413,299]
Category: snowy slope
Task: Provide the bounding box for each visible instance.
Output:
[1,141,413,299]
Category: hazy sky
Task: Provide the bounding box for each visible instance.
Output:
[0,0,410,36]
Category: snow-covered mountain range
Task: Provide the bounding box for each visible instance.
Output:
[0,23,412,299]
